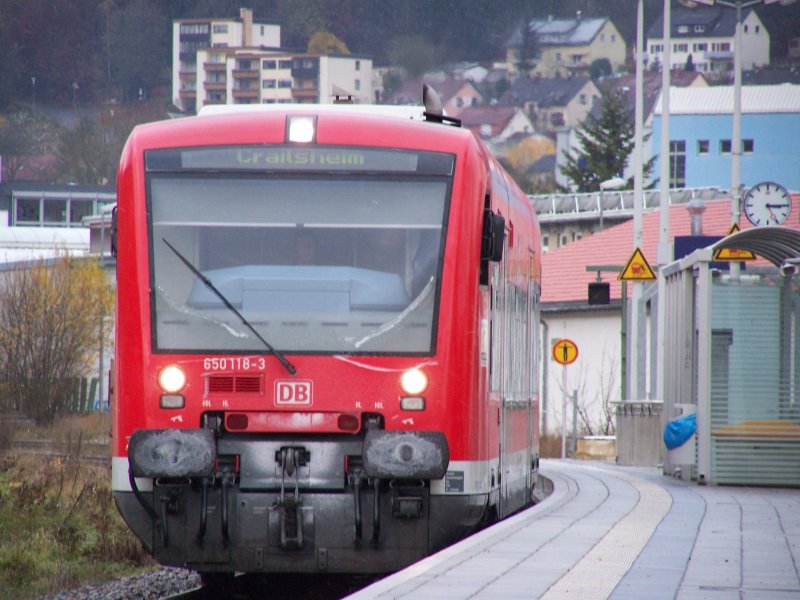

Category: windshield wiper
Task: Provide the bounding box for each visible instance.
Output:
[162,238,296,375]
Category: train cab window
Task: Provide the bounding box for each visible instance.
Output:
[145,145,453,355]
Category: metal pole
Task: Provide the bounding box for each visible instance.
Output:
[571,390,578,457]
[658,0,671,265]
[730,0,743,280]
[630,0,645,401]
[561,365,567,459]
[621,281,627,400]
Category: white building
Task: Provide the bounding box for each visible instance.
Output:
[646,6,769,76]
[173,8,372,113]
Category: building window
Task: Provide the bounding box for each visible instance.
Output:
[693,43,707,52]
[697,140,709,155]
[720,139,732,154]
[560,234,568,247]
[260,25,265,35]
[579,94,586,105]
[712,42,731,52]
[650,44,663,53]
[694,25,705,33]
[212,24,228,34]
[669,140,686,188]
[611,34,616,42]
[181,24,209,35]
[542,235,550,250]
[678,25,689,33]
[278,79,292,88]
[673,43,688,53]
[279,60,292,69]
[355,60,360,71]
[262,59,277,70]
[742,139,754,153]
[744,24,749,33]
[262,79,276,89]
[555,52,562,62]
[354,79,361,91]
[755,25,760,33]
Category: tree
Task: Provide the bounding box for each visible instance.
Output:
[685,54,696,72]
[54,119,113,185]
[107,0,168,102]
[559,90,655,192]
[0,257,114,426]
[0,112,39,182]
[307,31,350,55]
[388,35,438,78]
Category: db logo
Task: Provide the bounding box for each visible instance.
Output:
[275,380,313,406]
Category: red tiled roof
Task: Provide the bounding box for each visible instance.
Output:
[541,193,800,305]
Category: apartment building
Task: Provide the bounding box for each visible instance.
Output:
[173,8,372,113]
[646,6,769,76]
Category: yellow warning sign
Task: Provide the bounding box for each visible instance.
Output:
[713,223,756,261]
[618,247,657,281]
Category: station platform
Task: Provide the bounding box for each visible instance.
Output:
[347,459,800,599]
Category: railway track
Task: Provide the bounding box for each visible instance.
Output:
[9,438,110,465]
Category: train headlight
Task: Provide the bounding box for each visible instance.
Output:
[287,115,317,143]
[158,365,186,393]
[400,368,428,396]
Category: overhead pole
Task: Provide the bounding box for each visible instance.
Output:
[657,0,672,408]
[630,0,645,401]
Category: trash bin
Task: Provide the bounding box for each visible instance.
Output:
[665,403,696,470]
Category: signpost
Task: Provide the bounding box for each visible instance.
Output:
[552,339,578,458]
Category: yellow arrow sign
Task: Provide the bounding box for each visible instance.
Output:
[618,247,657,281]
[713,223,756,261]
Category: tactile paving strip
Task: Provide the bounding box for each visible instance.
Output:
[540,467,672,600]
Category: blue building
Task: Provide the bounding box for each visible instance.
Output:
[652,85,800,192]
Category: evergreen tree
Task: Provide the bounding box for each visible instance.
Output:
[559,90,655,192]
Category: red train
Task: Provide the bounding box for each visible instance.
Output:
[111,97,542,578]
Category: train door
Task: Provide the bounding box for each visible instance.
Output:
[492,245,508,518]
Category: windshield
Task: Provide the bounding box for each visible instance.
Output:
[147,147,452,355]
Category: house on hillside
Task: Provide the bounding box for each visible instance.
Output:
[498,76,600,133]
[538,193,800,437]
[386,76,484,117]
[458,106,535,142]
[506,14,627,79]
[646,6,770,78]
[652,84,800,190]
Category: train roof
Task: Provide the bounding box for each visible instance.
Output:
[125,104,474,154]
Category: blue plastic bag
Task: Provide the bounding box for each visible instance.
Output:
[663,413,697,450]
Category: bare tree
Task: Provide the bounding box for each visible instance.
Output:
[0,257,114,425]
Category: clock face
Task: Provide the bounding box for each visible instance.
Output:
[743,181,791,227]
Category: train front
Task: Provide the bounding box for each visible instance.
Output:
[112,110,479,575]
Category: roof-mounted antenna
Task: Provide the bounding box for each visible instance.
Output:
[423,84,461,127]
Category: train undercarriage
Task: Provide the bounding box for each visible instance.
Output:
[115,425,487,574]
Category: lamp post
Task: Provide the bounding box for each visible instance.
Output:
[599,176,625,231]
[679,0,797,280]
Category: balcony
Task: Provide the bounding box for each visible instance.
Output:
[292,87,319,100]
[204,81,226,91]
[233,69,259,79]
[232,88,259,100]
[179,89,197,98]
[204,62,226,72]
[705,50,733,61]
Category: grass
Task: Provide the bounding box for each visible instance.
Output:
[0,413,155,599]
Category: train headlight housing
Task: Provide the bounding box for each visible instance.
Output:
[400,368,428,396]
[158,365,186,393]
